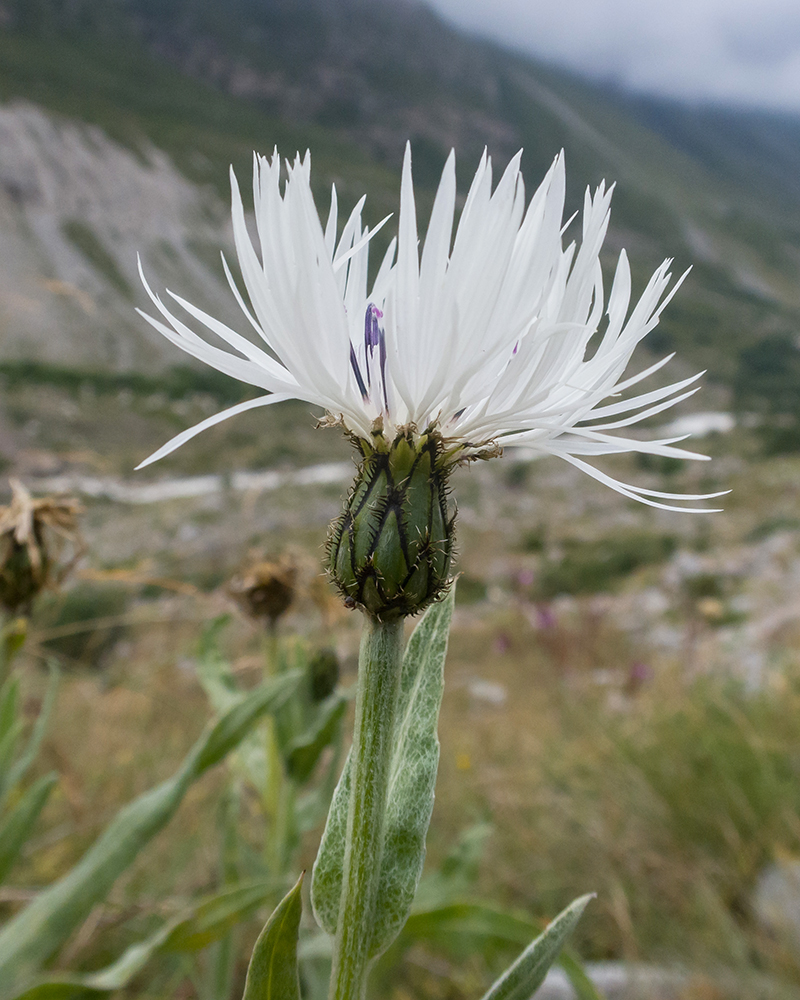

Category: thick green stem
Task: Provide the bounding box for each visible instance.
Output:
[328,616,404,1000]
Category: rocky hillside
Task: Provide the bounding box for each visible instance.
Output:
[1,0,800,407]
[0,100,240,368]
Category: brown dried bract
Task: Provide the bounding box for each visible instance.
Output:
[0,479,85,612]
[228,553,299,627]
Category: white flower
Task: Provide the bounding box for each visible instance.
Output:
[137,144,725,511]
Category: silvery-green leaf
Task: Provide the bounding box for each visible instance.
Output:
[0,671,300,994]
[309,745,350,937]
[311,587,454,957]
[241,874,303,1000]
[479,895,594,1000]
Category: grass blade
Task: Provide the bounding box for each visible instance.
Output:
[5,880,277,1000]
[4,667,59,801]
[0,772,58,884]
[0,671,300,994]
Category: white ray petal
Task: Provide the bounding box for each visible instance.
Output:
[136,393,294,469]
[135,143,721,511]
[557,454,725,512]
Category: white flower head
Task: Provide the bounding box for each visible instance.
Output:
[137,144,725,512]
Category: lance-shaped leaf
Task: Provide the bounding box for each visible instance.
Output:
[241,874,303,1000]
[311,587,454,957]
[163,880,279,953]
[2,668,59,809]
[285,695,346,784]
[479,894,594,1000]
[373,901,604,1000]
[557,953,608,1000]
[0,671,300,995]
[195,616,241,714]
[5,880,278,1000]
[0,677,24,806]
[0,772,58,885]
[402,903,537,953]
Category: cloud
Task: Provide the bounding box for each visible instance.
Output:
[428,0,800,111]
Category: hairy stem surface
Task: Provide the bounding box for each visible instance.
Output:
[328,616,404,1000]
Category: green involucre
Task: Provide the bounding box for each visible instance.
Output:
[326,425,455,619]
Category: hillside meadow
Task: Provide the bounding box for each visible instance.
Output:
[1,376,800,998]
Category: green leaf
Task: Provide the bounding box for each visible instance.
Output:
[413,822,493,910]
[162,880,277,952]
[191,672,297,775]
[0,671,300,996]
[311,587,454,957]
[557,952,608,1000]
[285,695,346,784]
[0,675,19,741]
[0,772,58,884]
[0,678,23,807]
[2,985,95,1000]
[194,617,272,796]
[2,668,59,811]
[4,880,277,1000]
[479,895,594,1000]
[295,723,344,835]
[402,903,537,953]
[195,616,241,715]
[0,620,28,675]
[241,874,303,1000]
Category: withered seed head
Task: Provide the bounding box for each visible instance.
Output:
[0,479,84,613]
[229,555,298,626]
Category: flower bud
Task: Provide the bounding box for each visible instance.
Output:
[326,425,455,619]
[308,648,340,702]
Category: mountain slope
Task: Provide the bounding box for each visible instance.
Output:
[1,0,799,401]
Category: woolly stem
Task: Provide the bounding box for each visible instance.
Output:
[328,616,404,1000]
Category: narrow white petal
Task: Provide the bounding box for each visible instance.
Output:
[135,143,719,513]
[557,454,725,512]
[136,394,293,469]
[324,184,339,257]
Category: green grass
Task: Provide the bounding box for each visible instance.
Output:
[535,532,677,597]
[0,30,399,216]
[33,581,130,667]
[0,359,249,405]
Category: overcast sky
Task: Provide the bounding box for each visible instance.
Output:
[428,0,800,113]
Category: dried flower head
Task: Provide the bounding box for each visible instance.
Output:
[0,480,84,613]
[229,555,298,627]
